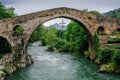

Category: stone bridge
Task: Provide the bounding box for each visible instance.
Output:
[0,7,120,54]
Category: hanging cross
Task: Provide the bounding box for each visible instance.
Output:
[60,19,66,29]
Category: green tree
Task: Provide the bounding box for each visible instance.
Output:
[56,30,65,39]
[0,3,15,19]
[45,26,58,45]
[39,25,47,36]
[57,21,88,52]
[92,32,100,55]
[98,47,116,64]
[29,25,47,43]
[105,8,120,19]
[112,50,120,66]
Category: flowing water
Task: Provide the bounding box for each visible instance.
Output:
[9,42,120,80]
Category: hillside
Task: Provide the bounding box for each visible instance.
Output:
[52,23,67,30]
[104,8,120,19]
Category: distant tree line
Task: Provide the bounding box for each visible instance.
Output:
[105,8,120,19]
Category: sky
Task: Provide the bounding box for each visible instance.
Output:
[1,0,120,26]
[44,18,71,26]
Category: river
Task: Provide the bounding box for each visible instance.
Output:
[9,42,120,80]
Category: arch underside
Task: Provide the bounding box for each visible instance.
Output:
[26,15,93,52]
[29,15,93,38]
[0,36,12,53]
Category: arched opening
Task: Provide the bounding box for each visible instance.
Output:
[13,25,24,35]
[107,28,120,49]
[97,26,105,35]
[112,28,120,36]
[27,17,91,54]
[0,36,12,58]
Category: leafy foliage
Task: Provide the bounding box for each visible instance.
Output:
[105,8,120,19]
[61,21,88,52]
[54,39,66,50]
[0,3,15,19]
[112,51,120,66]
[29,21,88,53]
[45,26,58,46]
[92,32,99,55]
[62,41,74,52]
[90,10,101,15]
[29,25,47,43]
[98,47,116,64]
[14,26,23,35]
[40,36,47,46]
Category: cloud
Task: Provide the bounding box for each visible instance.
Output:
[1,0,120,15]
[43,18,71,26]
[1,0,16,5]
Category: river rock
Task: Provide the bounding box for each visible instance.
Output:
[99,63,115,73]
[0,70,6,80]
[0,53,33,80]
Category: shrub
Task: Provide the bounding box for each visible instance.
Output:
[1,66,9,74]
[62,41,74,52]
[14,26,23,35]
[47,45,54,51]
[54,39,66,49]
[90,10,101,15]
[84,51,91,59]
[12,53,19,61]
[98,47,117,64]
[112,50,120,66]
[40,36,47,46]
[92,32,100,56]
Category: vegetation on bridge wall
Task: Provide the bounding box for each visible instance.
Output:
[13,25,24,35]
[90,10,101,15]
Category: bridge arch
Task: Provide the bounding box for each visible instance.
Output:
[97,26,105,35]
[28,15,92,36]
[0,36,12,53]
[112,28,120,34]
[25,17,94,56]
[31,17,90,35]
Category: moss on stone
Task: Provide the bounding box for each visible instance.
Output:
[99,62,117,73]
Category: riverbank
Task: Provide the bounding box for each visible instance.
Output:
[0,53,33,80]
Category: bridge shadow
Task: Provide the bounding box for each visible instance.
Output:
[0,36,12,58]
